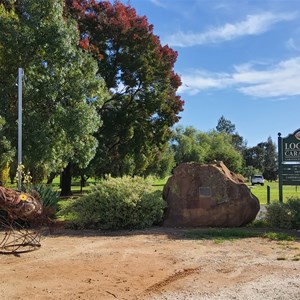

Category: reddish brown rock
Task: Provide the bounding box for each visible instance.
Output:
[163,162,260,227]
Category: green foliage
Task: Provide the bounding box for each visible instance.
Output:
[173,126,207,164]
[209,132,243,172]
[266,197,300,229]
[247,219,268,228]
[172,126,243,173]
[145,144,176,178]
[241,166,261,180]
[216,115,236,135]
[33,184,60,211]
[262,232,295,241]
[185,228,261,240]
[21,182,59,217]
[262,137,278,181]
[266,202,293,229]
[0,0,108,182]
[66,1,184,178]
[215,116,247,152]
[0,117,15,168]
[287,197,300,229]
[243,137,277,181]
[59,176,166,229]
[0,162,10,185]
[249,182,300,204]
[185,228,295,242]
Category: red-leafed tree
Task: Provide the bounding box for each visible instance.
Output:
[65,0,184,177]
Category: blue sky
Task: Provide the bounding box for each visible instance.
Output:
[123,0,300,147]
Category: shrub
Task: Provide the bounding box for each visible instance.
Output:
[266,197,300,229]
[266,202,292,229]
[0,163,10,185]
[23,184,60,218]
[287,197,300,229]
[59,176,166,229]
[34,185,60,213]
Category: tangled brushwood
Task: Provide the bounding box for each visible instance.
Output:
[0,187,43,254]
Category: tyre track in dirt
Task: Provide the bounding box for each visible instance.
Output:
[144,267,200,295]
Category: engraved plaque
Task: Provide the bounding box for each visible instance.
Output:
[199,187,212,198]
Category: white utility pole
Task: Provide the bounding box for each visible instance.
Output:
[18,68,24,190]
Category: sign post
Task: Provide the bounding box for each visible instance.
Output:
[278,129,300,203]
[278,133,283,203]
[18,68,24,190]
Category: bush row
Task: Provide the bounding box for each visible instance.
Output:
[266,197,300,229]
[59,176,166,229]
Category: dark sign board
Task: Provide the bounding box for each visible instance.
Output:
[278,129,300,202]
[282,164,300,185]
[282,164,300,174]
[282,172,300,185]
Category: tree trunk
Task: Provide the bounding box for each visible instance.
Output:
[47,173,56,184]
[80,175,84,193]
[60,163,73,196]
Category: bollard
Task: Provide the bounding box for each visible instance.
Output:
[267,185,270,204]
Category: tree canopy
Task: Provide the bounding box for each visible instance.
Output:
[65,0,184,177]
[0,0,108,183]
[172,126,243,173]
[216,115,236,135]
[244,137,277,180]
[0,0,278,188]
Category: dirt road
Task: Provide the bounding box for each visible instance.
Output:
[0,227,299,299]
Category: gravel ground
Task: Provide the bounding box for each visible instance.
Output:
[0,227,299,300]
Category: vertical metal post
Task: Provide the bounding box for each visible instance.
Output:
[18,68,23,190]
[267,185,270,204]
[278,132,283,204]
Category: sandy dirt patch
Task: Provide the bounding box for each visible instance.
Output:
[0,227,299,300]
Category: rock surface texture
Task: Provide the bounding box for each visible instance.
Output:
[163,162,260,227]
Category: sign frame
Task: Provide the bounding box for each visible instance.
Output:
[278,129,300,203]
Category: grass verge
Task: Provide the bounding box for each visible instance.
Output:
[184,228,296,242]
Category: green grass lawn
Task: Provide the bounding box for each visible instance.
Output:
[49,176,98,194]
[8,175,298,205]
[184,228,296,242]
[249,181,300,204]
[153,178,300,205]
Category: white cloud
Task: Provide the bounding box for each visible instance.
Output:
[149,0,167,8]
[166,12,297,47]
[178,71,232,95]
[179,57,300,98]
[286,37,300,51]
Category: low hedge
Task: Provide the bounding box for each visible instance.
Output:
[59,176,166,229]
[266,197,300,229]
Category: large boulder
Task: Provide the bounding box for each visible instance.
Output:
[163,162,260,227]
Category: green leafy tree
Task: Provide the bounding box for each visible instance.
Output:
[243,137,277,181]
[243,143,265,172]
[0,116,14,184]
[144,143,176,178]
[65,0,184,177]
[208,131,243,173]
[216,116,247,152]
[263,137,277,181]
[172,126,243,173]
[216,115,236,135]
[0,0,108,194]
[242,165,261,180]
[0,116,15,167]
[172,126,208,164]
